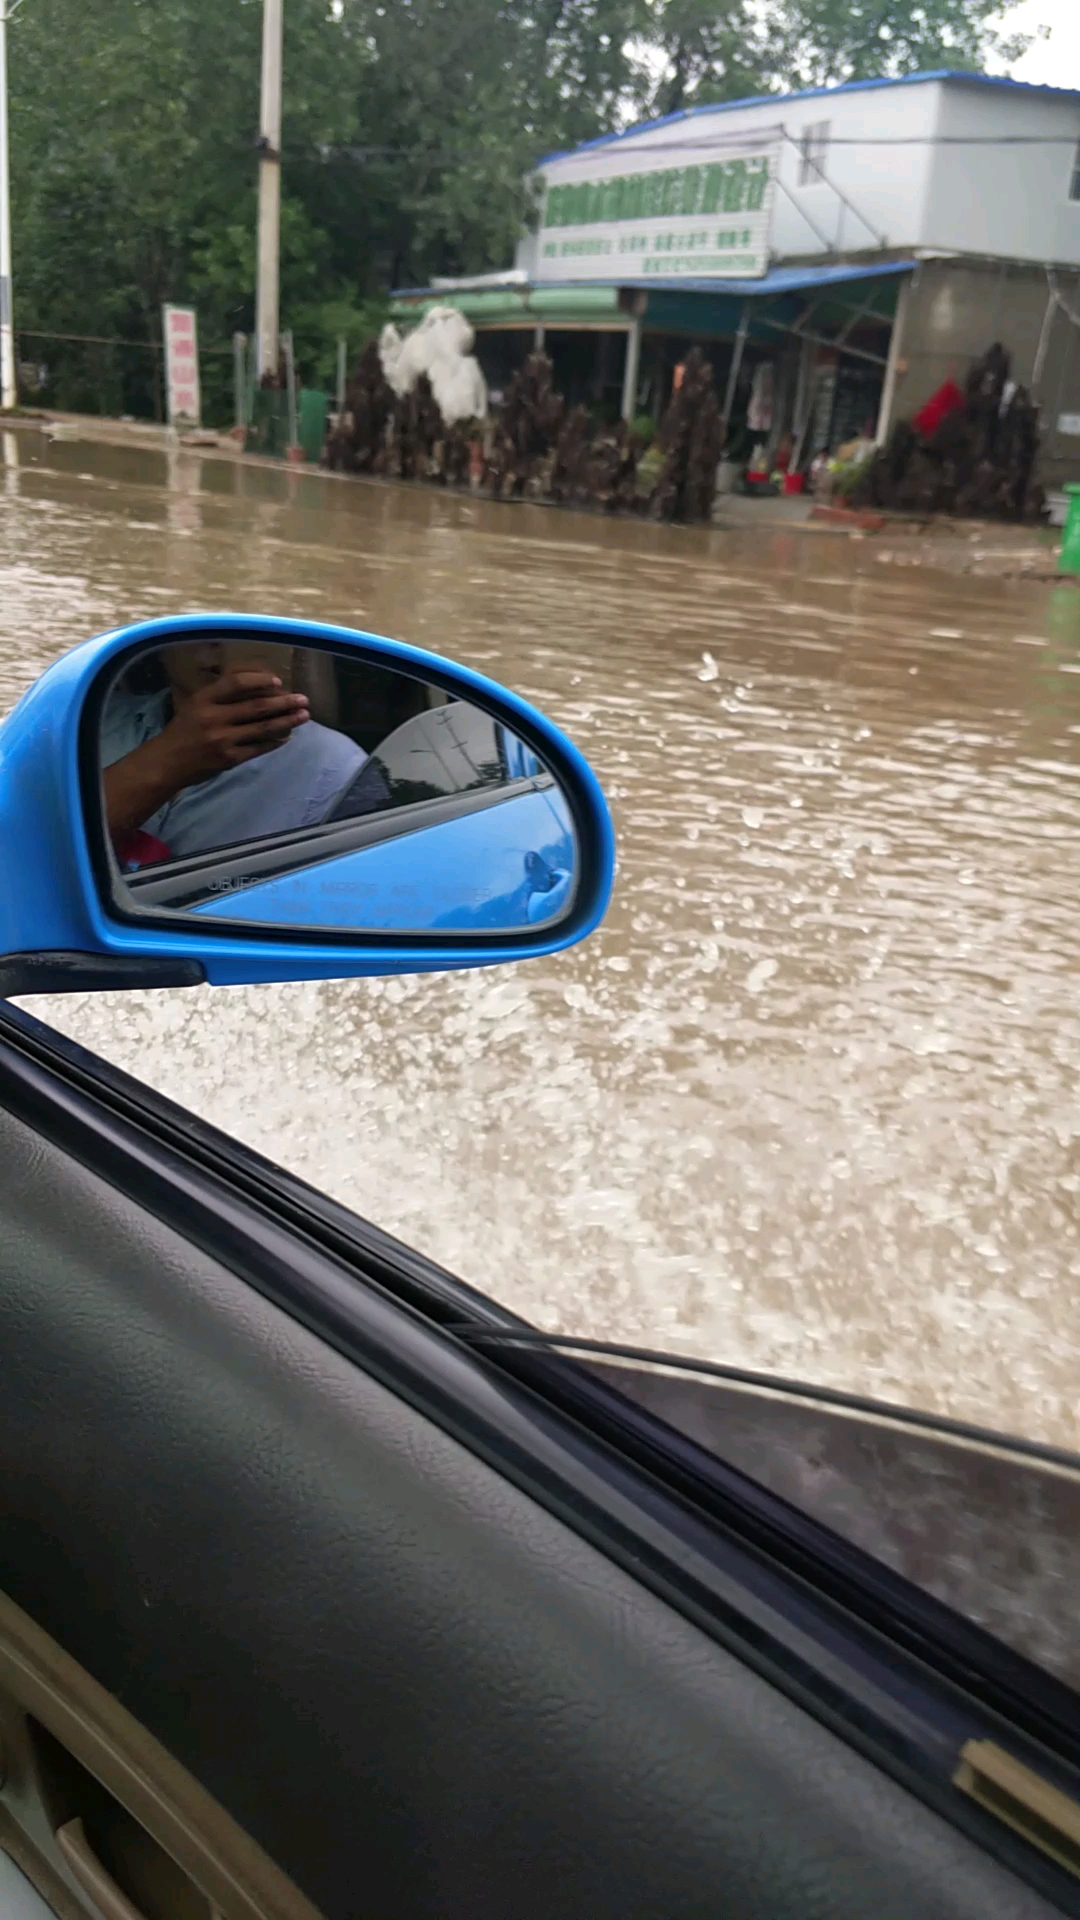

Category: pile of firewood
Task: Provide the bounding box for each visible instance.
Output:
[323,341,396,473]
[848,344,1043,522]
[549,406,641,512]
[485,353,567,500]
[324,338,729,522]
[383,373,444,481]
[324,348,478,483]
[649,347,724,523]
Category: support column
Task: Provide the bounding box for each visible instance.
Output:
[875,275,911,446]
[721,301,752,434]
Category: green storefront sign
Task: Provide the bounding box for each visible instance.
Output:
[544,157,770,229]
[535,140,778,283]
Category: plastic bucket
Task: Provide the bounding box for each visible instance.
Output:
[1060,484,1080,576]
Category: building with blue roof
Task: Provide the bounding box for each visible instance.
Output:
[392,71,1080,485]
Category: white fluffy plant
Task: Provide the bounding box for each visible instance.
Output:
[379,307,488,427]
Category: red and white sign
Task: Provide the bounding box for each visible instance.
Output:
[162,305,201,428]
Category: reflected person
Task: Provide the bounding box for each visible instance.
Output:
[102,642,367,865]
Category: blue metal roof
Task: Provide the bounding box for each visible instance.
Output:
[605,260,916,298]
[390,260,916,304]
[536,70,1080,168]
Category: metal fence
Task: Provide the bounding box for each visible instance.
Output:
[12,328,238,427]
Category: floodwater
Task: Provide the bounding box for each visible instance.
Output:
[4,425,1080,1449]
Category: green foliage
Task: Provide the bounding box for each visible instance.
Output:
[760,0,1035,91]
[7,0,1034,419]
[633,0,1033,111]
[631,0,769,117]
[830,452,875,498]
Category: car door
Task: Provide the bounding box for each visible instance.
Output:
[3,615,1079,1920]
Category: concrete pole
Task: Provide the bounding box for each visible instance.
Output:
[233,331,248,430]
[256,0,284,381]
[620,319,642,423]
[283,327,298,449]
[0,0,17,411]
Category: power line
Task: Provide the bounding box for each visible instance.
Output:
[538,129,1080,160]
[335,128,1080,169]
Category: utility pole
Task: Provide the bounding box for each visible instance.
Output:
[255,0,283,381]
[0,0,17,411]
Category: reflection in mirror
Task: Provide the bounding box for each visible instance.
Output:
[97,636,579,935]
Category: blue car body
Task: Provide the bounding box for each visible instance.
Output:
[194,783,576,933]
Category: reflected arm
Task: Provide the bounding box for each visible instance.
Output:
[103,739,189,837]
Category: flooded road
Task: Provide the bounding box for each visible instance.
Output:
[4,425,1080,1448]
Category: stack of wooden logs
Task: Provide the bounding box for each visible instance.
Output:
[324,346,477,484]
[848,344,1043,522]
[324,338,727,522]
[323,342,396,474]
[648,347,725,523]
[484,353,567,500]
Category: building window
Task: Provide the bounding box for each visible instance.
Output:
[1071,141,1080,202]
[799,121,830,186]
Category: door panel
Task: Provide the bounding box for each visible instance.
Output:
[0,1592,320,1920]
[0,1096,1068,1917]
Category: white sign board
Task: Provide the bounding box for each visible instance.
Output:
[534,137,780,283]
[1057,413,1080,437]
[162,305,201,428]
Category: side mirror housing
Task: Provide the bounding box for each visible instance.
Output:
[0,615,614,995]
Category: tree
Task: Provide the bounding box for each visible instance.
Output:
[9,0,359,412]
[632,0,766,119]
[6,0,1039,420]
[332,0,643,287]
[762,0,1035,91]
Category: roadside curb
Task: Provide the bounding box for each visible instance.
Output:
[810,504,888,532]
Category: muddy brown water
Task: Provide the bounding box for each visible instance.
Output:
[4,426,1080,1450]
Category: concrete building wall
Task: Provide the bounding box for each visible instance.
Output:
[771,79,940,261]
[924,85,1080,267]
[889,258,1080,489]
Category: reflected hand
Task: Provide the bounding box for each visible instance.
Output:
[104,671,309,840]
[157,670,309,785]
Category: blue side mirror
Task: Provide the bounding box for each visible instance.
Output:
[0,615,615,995]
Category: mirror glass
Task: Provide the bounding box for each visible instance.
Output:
[97,637,579,935]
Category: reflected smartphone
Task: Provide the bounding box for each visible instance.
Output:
[219,639,295,690]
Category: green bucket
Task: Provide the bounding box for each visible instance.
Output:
[299,389,329,464]
[1060,483,1080,576]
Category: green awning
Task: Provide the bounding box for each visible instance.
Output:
[389,286,623,328]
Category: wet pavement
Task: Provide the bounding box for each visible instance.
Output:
[3,422,1080,1448]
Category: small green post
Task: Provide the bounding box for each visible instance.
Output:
[1060,483,1080,575]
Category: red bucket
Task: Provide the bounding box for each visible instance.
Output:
[782,472,805,496]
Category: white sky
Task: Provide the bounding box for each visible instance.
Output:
[994,0,1080,87]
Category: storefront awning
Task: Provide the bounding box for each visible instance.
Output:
[390,260,916,350]
[603,260,917,300]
